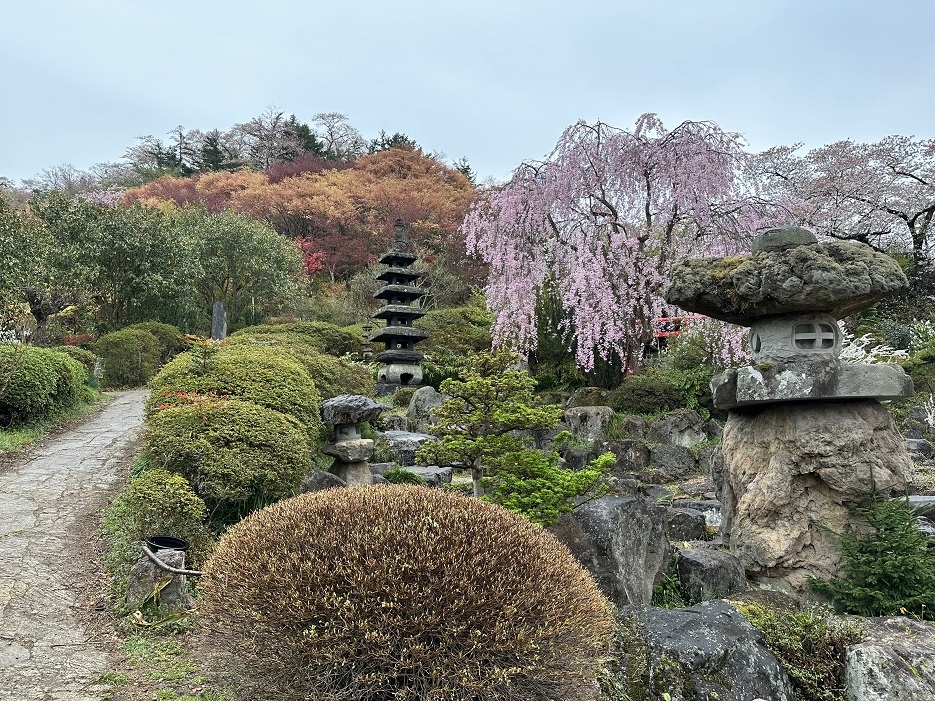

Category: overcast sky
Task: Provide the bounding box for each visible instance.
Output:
[2,0,932,185]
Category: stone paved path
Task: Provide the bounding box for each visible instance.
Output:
[0,390,147,701]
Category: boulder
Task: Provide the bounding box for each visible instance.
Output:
[676,548,747,605]
[566,386,612,408]
[846,616,935,701]
[601,439,651,475]
[907,495,935,518]
[906,438,935,457]
[721,400,914,592]
[563,406,614,444]
[613,414,648,439]
[617,599,794,701]
[377,413,409,431]
[407,386,444,434]
[649,444,699,481]
[127,548,192,611]
[549,495,670,607]
[300,469,347,493]
[664,507,708,542]
[382,430,436,466]
[647,409,708,448]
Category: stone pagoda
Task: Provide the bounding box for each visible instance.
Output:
[370,219,429,394]
[666,226,915,594]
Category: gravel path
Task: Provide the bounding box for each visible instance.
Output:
[0,390,147,701]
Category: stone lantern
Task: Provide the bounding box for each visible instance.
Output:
[320,394,386,486]
[666,226,915,594]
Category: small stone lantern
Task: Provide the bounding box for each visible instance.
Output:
[320,395,386,486]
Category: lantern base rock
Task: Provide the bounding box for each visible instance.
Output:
[720,400,913,594]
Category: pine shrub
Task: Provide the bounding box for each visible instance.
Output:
[147,345,323,440]
[198,485,614,701]
[93,328,161,388]
[810,496,935,617]
[144,397,312,528]
[0,345,88,424]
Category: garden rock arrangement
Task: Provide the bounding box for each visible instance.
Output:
[667,226,916,593]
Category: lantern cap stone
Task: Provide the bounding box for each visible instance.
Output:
[320,394,386,425]
[665,239,908,325]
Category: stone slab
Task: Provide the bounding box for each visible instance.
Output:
[712,362,913,409]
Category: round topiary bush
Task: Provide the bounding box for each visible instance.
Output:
[224,332,374,398]
[93,328,161,388]
[228,321,363,356]
[124,321,186,364]
[144,397,312,527]
[0,345,88,424]
[198,485,613,701]
[147,345,323,440]
[52,345,98,376]
[607,369,684,415]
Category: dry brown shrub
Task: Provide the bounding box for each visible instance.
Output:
[198,485,613,701]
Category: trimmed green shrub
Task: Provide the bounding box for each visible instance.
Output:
[383,467,428,485]
[93,328,161,388]
[144,397,312,527]
[0,345,88,424]
[810,496,935,617]
[225,332,374,398]
[103,468,213,607]
[607,369,684,415]
[228,321,363,356]
[124,322,186,365]
[147,345,323,440]
[418,299,493,355]
[199,485,613,701]
[51,345,98,376]
[392,386,416,408]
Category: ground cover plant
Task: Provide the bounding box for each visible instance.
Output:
[198,485,614,701]
[737,602,864,701]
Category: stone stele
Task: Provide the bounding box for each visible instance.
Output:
[720,400,914,594]
[665,239,908,325]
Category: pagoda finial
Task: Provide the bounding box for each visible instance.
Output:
[393,218,408,244]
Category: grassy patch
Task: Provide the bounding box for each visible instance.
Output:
[97,632,231,701]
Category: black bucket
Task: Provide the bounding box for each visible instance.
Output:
[146,536,190,552]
